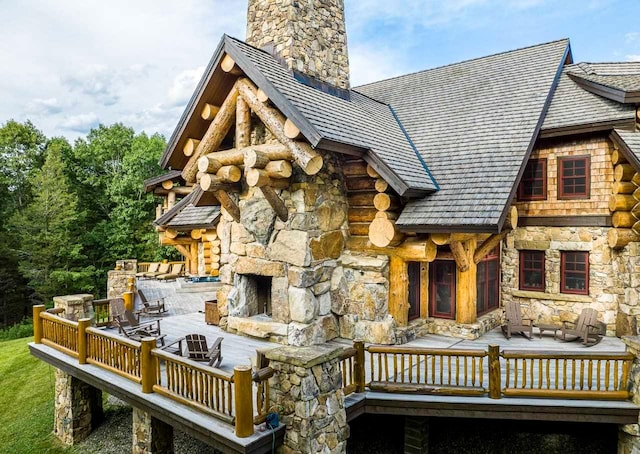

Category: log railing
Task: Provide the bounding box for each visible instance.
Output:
[86,327,142,383]
[151,349,235,424]
[39,310,80,358]
[92,299,111,327]
[365,345,489,396]
[339,341,366,395]
[501,350,634,400]
[253,366,275,424]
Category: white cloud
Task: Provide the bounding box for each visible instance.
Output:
[58,113,99,133]
[349,45,410,86]
[26,98,63,115]
[626,55,640,62]
[166,67,205,107]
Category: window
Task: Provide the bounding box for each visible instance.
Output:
[477,247,500,315]
[407,262,422,321]
[429,260,456,319]
[561,251,589,295]
[518,159,546,201]
[519,251,545,291]
[558,156,590,199]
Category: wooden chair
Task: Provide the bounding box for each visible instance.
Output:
[559,308,604,346]
[137,290,168,316]
[144,262,171,279]
[115,310,165,346]
[501,301,533,339]
[156,263,184,281]
[136,262,159,278]
[108,298,134,328]
[185,334,223,368]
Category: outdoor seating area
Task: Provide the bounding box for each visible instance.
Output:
[135,261,185,281]
[501,303,605,347]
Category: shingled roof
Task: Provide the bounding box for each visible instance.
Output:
[611,129,640,171]
[356,40,570,232]
[568,62,640,103]
[541,65,636,137]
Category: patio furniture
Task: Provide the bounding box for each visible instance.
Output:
[558,308,604,346]
[156,263,184,281]
[144,262,171,279]
[136,262,160,278]
[501,301,533,339]
[534,323,561,339]
[162,337,185,356]
[137,290,168,316]
[185,334,223,368]
[115,310,165,346]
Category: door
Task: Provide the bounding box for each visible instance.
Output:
[429,260,456,319]
[408,262,421,321]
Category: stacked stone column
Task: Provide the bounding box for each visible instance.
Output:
[619,336,640,453]
[265,345,350,453]
[132,408,174,454]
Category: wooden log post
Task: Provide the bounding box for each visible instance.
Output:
[260,186,289,222]
[369,217,405,247]
[77,318,90,365]
[167,191,176,210]
[215,189,241,222]
[234,365,254,438]
[183,138,200,157]
[201,103,220,121]
[430,233,450,246]
[284,118,301,139]
[237,78,323,175]
[450,241,470,272]
[455,238,478,325]
[123,291,134,312]
[197,149,245,174]
[236,96,251,148]
[33,304,45,344]
[354,341,366,393]
[164,228,178,240]
[140,338,157,394]
[389,256,409,327]
[488,344,501,399]
[182,81,240,183]
[256,88,269,103]
[608,228,640,249]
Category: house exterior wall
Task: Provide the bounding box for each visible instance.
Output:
[246,0,350,89]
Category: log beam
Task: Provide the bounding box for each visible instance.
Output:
[257,88,269,103]
[608,228,640,249]
[201,103,220,121]
[615,163,635,182]
[346,237,436,261]
[260,186,288,222]
[283,118,301,139]
[236,96,251,148]
[613,181,637,195]
[182,81,240,182]
[609,194,637,212]
[341,161,368,177]
[245,168,270,188]
[612,211,636,228]
[237,78,323,175]
[366,164,380,179]
[474,231,508,264]
[161,180,174,190]
[243,145,292,168]
[368,217,405,248]
[214,189,241,222]
[373,193,401,211]
[221,54,242,75]
[611,148,628,166]
[430,233,450,246]
[450,241,469,272]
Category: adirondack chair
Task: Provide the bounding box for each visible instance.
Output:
[137,289,168,316]
[501,301,533,339]
[559,308,604,346]
[185,334,223,368]
[115,310,165,345]
[144,262,171,279]
[136,262,160,278]
[156,263,184,281]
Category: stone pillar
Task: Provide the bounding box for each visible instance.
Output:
[265,345,350,453]
[108,261,138,299]
[404,416,429,454]
[53,294,94,321]
[132,407,174,454]
[619,336,640,453]
[54,369,103,445]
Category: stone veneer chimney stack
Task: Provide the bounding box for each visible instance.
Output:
[246,0,350,90]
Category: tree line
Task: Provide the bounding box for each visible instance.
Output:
[0,120,173,328]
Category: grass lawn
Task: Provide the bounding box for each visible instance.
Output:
[0,337,74,453]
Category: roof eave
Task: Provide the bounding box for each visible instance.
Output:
[610,130,640,172]
[539,119,636,139]
[568,74,629,104]
[396,222,500,235]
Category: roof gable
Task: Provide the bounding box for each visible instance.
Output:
[567,62,640,104]
[357,39,570,232]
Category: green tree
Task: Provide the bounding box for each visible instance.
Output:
[10,140,94,303]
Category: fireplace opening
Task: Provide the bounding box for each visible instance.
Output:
[255,275,272,316]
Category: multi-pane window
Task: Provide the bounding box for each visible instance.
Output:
[519,250,545,291]
[429,260,456,319]
[518,158,547,201]
[558,156,590,199]
[561,251,589,295]
[477,247,500,315]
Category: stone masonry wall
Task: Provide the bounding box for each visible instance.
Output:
[613,242,640,336]
[515,136,613,217]
[217,151,349,346]
[246,0,350,89]
[502,226,618,333]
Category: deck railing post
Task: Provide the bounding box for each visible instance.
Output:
[140,338,157,394]
[488,344,501,399]
[234,365,254,438]
[33,305,45,344]
[77,318,91,364]
[354,340,366,393]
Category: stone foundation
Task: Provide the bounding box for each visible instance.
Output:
[405,417,429,454]
[53,294,94,322]
[54,369,103,445]
[108,260,137,299]
[425,309,503,340]
[132,407,174,454]
[265,345,349,453]
[502,226,617,334]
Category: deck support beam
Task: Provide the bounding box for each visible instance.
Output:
[404,416,430,454]
[132,407,174,454]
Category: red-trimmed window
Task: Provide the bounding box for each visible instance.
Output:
[519,250,545,291]
[518,158,547,201]
[558,156,590,199]
[476,247,500,316]
[561,251,589,295]
[429,260,456,319]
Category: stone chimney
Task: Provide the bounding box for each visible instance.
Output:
[246,0,350,90]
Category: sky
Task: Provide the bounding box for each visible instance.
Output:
[2,0,640,141]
